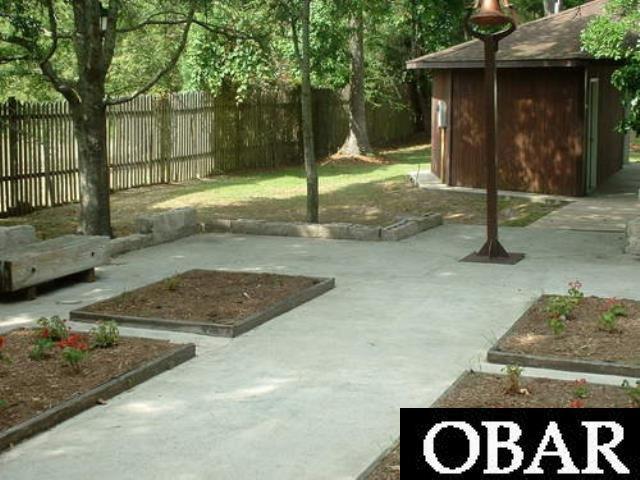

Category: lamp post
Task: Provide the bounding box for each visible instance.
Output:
[461,0,524,265]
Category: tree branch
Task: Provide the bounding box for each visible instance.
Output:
[106,6,196,106]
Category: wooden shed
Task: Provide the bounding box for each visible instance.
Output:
[407,0,627,197]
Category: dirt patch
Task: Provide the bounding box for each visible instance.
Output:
[496,296,640,364]
[364,372,632,479]
[0,329,180,432]
[435,372,632,408]
[320,153,394,167]
[81,270,322,326]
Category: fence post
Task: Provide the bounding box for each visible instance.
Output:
[158,95,172,183]
[7,97,19,212]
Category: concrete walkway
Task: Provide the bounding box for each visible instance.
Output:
[530,164,640,232]
[1,226,638,480]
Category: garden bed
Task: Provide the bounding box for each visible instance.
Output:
[71,270,335,337]
[361,371,635,480]
[488,293,640,376]
[0,327,194,451]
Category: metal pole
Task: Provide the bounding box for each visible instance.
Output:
[461,14,524,265]
[477,37,508,259]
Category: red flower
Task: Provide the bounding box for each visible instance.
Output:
[57,334,89,351]
[574,379,588,386]
[0,336,5,349]
[40,328,50,339]
[569,399,585,408]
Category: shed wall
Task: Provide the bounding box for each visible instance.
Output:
[437,67,587,196]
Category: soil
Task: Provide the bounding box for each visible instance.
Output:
[365,371,633,479]
[0,329,179,431]
[81,270,322,325]
[320,153,394,166]
[497,296,640,364]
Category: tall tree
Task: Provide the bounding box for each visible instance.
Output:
[0,1,235,236]
[339,2,372,156]
[273,0,319,222]
[582,0,640,134]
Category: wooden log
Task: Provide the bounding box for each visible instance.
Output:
[0,235,109,293]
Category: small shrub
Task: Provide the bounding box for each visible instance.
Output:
[60,347,88,373]
[163,276,182,291]
[622,380,640,408]
[567,280,584,300]
[573,379,590,399]
[503,365,524,395]
[37,316,70,341]
[58,334,89,373]
[0,400,6,409]
[546,281,584,335]
[598,299,627,333]
[547,316,567,336]
[91,321,120,348]
[29,338,55,361]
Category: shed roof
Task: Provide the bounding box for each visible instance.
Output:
[407,0,607,69]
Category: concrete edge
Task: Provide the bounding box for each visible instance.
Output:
[203,214,443,242]
[71,275,336,338]
[355,438,400,480]
[0,342,196,452]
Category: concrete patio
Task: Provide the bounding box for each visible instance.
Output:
[0,225,638,479]
[530,164,640,232]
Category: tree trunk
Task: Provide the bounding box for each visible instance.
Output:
[300,0,319,223]
[339,6,372,156]
[71,98,112,237]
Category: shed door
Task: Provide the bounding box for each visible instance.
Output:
[586,78,600,193]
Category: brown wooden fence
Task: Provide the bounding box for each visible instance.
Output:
[0,89,416,217]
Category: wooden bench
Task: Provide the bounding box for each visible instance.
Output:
[0,234,109,299]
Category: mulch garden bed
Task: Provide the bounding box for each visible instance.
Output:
[71,269,335,337]
[0,328,194,451]
[488,295,640,376]
[362,371,635,480]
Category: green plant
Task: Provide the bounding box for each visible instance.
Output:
[599,300,627,333]
[547,316,567,336]
[58,334,90,373]
[573,379,590,399]
[503,365,524,395]
[29,338,55,361]
[163,276,182,291]
[61,347,88,373]
[0,400,6,409]
[567,280,584,300]
[37,316,70,341]
[91,321,120,348]
[546,281,585,335]
[622,380,640,407]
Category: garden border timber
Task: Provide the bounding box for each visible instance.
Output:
[0,341,195,452]
[204,213,443,242]
[108,212,443,258]
[487,299,640,378]
[70,275,336,337]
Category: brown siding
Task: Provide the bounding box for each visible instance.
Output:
[448,67,586,196]
[431,71,452,182]
[587,64,626,184]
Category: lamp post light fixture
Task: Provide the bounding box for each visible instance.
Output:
[461,0,525,265]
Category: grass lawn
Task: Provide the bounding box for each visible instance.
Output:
[1,144,564,239]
